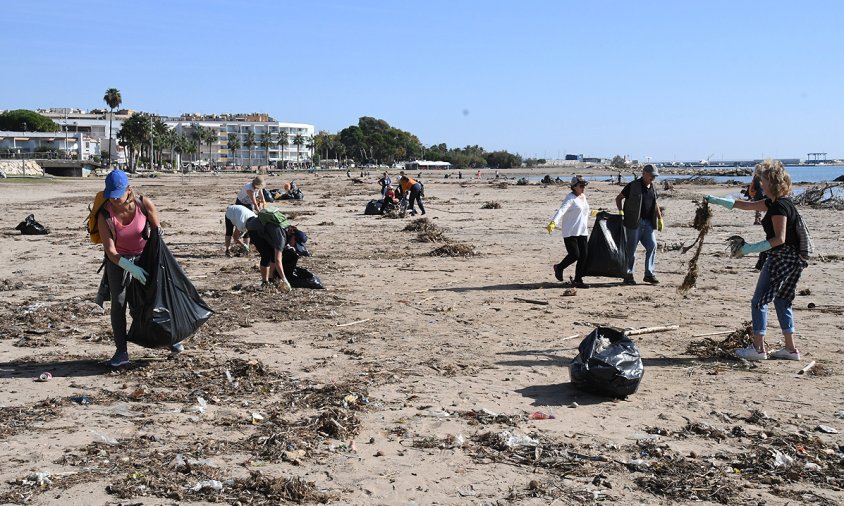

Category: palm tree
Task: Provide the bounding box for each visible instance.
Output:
[190,124,204,164]
[259,131,273,171]
[245,128,256,171]
[227,133,240,168]
[293,133,305,168]
[305,135,315,166]
[103,88,122,167]
[277,131,289,170]
[203,128,217,169]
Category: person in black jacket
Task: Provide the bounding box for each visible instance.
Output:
[615,164,664,285]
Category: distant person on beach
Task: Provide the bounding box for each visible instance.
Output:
[617,171,622,185]
[225,176,265,257]
[96,170,179,367]
[546,175,591,288]
[382,185,399,213]
[706,160,807,361]
[399,175,425,216]
[744,174,764,225]
[378,172,391,197]
[616,164,664,285]
[476,169,482,179]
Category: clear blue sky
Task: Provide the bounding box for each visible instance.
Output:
[2,1,842,161]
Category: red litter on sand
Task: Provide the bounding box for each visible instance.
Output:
[529,411,555,420]
[36,372,52,382]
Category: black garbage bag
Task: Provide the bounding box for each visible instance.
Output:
[126,230,214,348]
[279,189,304,200]
[15,214,49,235]
[262,188,275,202]
[584,212,628,278]
[569,327,644,398]
[282,248,324,289]
[364,199,382,215]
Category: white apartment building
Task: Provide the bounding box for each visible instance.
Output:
[0,130,101,160]
[39,109,314,168]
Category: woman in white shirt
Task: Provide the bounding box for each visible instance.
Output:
[546,175,591,288]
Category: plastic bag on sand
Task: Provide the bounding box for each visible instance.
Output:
[126,230,214,348]
[15,214,49,235]
[569,327,644,398]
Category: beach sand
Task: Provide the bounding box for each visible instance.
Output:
[0,170,842,504]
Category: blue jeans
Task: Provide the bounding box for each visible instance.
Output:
[625,219,656,278]
[751,261,794,336]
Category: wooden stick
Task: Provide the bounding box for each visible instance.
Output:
[560,334,580,342]
[513,297,549,306]
[797,360,816,375]
[336,318,371,327]
[691,330,733,338]
[626,324,679,336]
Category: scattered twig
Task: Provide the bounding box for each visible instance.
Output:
[626,324,679,336]
[513,297,549,306]
[691,330,733,338]
[797,360,816,375]
[336,318,371,327]
[560,334,580,342]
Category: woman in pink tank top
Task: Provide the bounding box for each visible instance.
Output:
[97,170,168,367]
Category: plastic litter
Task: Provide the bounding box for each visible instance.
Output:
[70,394,92,405]
[24,472,52,486]
[771,449,794,468]
[528,411,555,420]
[816,425,839,434]
[501,431,539,448]
[36,372,52,382]
[191,479,223,492]
[187,396,207,414]
[92,432,119,446]
[15,214,50,235]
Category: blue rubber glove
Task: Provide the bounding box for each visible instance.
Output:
[118,257,148,285]
[705,195,735,210]
[739,240,772,257]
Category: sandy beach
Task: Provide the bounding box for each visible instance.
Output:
[1,170,842,505]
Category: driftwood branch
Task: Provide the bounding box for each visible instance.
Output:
[626,324,679,336]
[513,297,549,306]
[797,360,816,375]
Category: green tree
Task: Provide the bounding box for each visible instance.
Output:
[293,133,305,166]
[203,128,217,168]
[245,128,256,171]
[189,124,204,163]
[610,155,627,169]
[259,131,273,170]
[227,133,241,167]
[116,113,150,172]
[305,135,315,165]
[0,110,59,132]
[277,131,289,169]
[103,88,122,166]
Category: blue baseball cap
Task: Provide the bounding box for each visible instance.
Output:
[292,229,309,256]
[104,169,129,199]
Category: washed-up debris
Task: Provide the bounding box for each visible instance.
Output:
[460,408,523,426]
[403,217,448,242]
[430,243,476,257]
[678,201,712,294]
[686,321,753,359]
[815,425,838,434]
[481,201,501,209]
[792,182,844,209]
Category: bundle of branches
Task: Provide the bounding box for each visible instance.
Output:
[403,217,448,242]
[677,201,712,294]
[481,201,502,209]
[686,321,753,359]
[792,182,844,210]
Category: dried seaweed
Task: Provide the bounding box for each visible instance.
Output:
[481,201,501,209]
[685,321,753,359]
[677,201,712,294]
[430,243,476,257]
[792,182,844,210]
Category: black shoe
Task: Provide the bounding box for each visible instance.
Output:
[553,263,564,282]
[573,280,590,289]
[623,277,637,285]
[643,275,660,284]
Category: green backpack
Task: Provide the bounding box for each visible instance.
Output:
[257,208,289,228]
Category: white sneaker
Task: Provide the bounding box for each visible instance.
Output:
[769,348,801,361]
[736,344,768,361]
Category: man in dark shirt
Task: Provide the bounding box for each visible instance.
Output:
[615,164,664,285]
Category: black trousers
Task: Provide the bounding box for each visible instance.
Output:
[409,183,425,214]
[559,235,588,282]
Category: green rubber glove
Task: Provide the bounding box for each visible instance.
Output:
[618,209,624,215]
[657,218,664,232]
[545,221,556,234]
[739,240,772,257]
[118,257,148,285]
[705,195,735,210]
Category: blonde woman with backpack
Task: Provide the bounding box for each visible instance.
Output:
[706,160,808,361]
